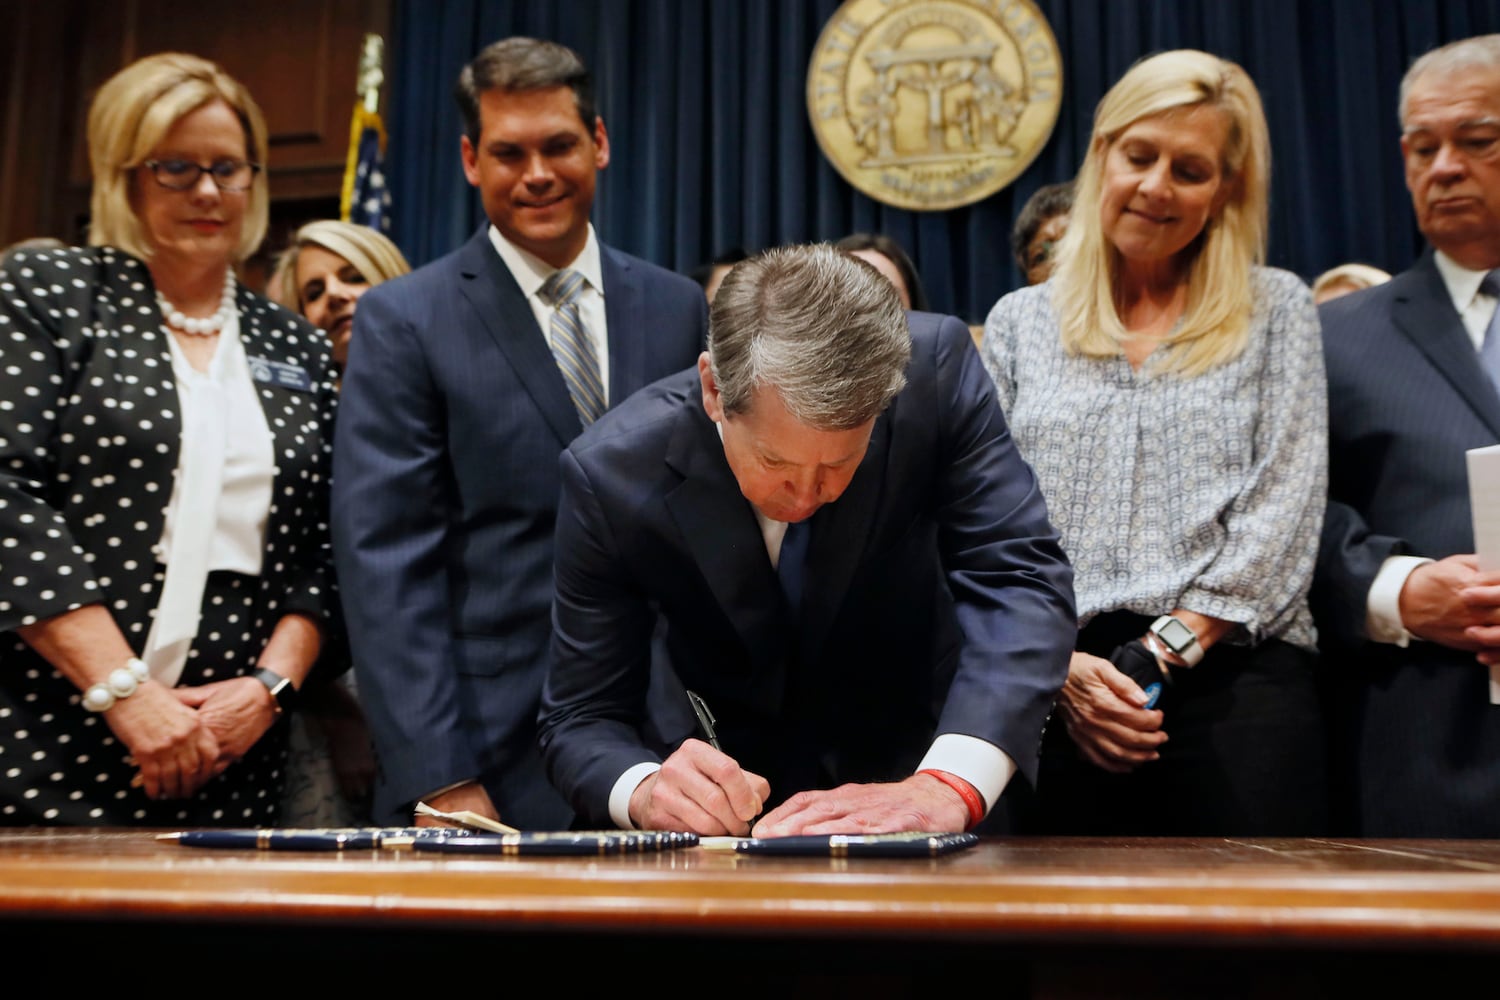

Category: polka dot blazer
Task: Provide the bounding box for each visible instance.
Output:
[0,246,339,823]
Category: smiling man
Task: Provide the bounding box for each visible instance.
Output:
[1314,34,1500,837]
[538,244,1076,837]
[332,37,706,829]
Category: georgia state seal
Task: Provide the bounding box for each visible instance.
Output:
[806,0,1063,211]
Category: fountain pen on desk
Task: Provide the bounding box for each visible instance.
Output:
[697,831,980,857]
[158,827,469,850]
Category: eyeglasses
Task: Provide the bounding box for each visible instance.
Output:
[141,159,260,192]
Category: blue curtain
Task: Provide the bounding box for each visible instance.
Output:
[385,0,1500,323]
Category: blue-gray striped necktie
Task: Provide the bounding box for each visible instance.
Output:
[1483,271,1500,395]
[542,268,605,424]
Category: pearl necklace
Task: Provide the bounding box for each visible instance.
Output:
[157,271,237,336]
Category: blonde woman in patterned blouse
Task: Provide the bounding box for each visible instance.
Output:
[0,53,337,825]
[981,50,1328,836]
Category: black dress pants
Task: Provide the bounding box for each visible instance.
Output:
[1024,611,1329,837]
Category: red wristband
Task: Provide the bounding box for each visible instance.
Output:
[917,768,985,830]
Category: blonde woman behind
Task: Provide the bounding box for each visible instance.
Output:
[1311,262,1391,304]
[272,220,410,373]
[268,220,408,825]
[982,50,1328,836]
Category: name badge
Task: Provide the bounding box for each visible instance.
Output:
[249,356,315,393]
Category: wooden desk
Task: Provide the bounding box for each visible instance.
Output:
[5,831,1500,993]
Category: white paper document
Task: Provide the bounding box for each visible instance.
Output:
[414,800,519,833]
[1465,444,1500,704]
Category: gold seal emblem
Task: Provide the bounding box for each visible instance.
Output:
[807,0,1063,212]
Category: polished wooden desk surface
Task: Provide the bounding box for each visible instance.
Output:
[4,830,1500,950]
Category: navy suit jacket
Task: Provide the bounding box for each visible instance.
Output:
[1313,250,1500,836]
[333,228,706,827]
[538,313,1076,826]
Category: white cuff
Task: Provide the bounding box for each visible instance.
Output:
[609,762,662,830]
[916,733,1017,818]
[1367,555,1433,647]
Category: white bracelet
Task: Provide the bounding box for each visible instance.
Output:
[81,657,151,713]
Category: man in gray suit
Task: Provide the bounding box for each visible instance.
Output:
[333,37,705,828]
[1315,34,1500,837]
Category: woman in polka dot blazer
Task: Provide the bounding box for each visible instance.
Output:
[0,53,338,825]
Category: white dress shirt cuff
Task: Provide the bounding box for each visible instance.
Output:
[916,733,1016,818]
[1367,555,1433,647]
[609,762,663,830]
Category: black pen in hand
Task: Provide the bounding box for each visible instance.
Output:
[687,690,768,832]
[685,689,721,751]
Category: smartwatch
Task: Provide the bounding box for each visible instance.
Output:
[251,668,299,714]
[1148,615,1204,668]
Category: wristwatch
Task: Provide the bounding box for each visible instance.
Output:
[251,668,299,714]
[1148,615,1204,668]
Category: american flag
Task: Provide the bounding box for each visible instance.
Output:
[341,105,391,232]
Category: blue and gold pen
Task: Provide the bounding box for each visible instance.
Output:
[158,827,471,850]
[696,832,980,857]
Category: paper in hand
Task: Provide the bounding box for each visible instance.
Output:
[1464,444,1500,704]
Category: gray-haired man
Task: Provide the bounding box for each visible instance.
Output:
[539,243,1075,836]
[1314,34,1500,837]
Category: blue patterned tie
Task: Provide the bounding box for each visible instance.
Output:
[542,268,605,425]
[1483,271,1500,395]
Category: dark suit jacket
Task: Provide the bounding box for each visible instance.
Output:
[332,228,706,827]
[1313,250,1500,836]
[538,313,1076,825]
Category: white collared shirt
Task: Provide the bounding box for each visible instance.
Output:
[488,224,610,408]
[1433,249,1497,350]
[158,314,274,574]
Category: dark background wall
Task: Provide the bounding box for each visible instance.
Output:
[0,0,392,287]
[383,0,1500,322]
[6,1,1500,321]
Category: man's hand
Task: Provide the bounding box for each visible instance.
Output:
[1057,651,1167,774]
[1400,555,1500,659]
[414,781,500,827]
[629,738,770,835]
[751,773,968,837]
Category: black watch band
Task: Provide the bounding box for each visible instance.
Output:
[251,668,299,714]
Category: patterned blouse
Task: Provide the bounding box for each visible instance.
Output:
[981,267,1326,651]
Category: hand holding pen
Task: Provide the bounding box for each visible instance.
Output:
[628,738,771,835]
[628,690,770,835]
